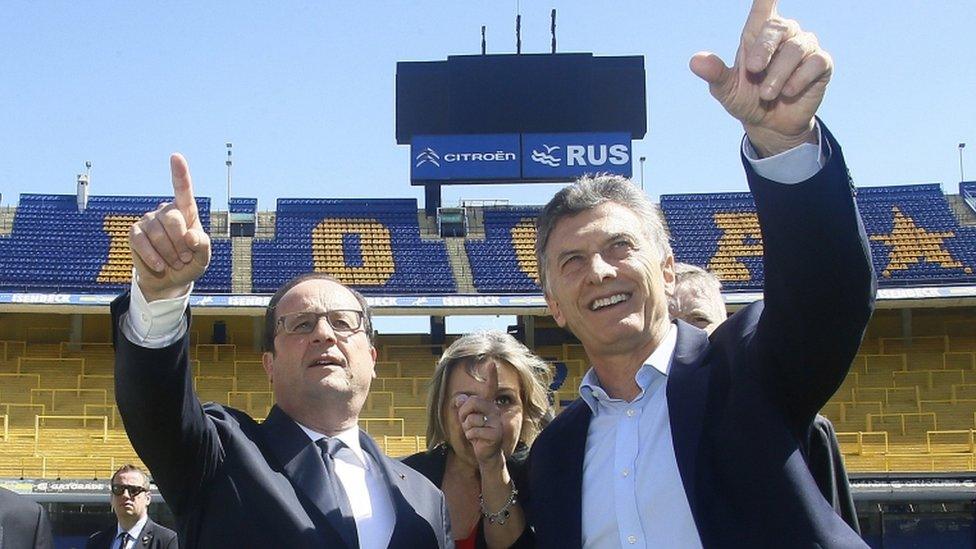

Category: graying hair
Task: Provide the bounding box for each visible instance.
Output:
[425,331,554,449]
[669,262,723,312]
[535,174,672,290]
[668,262,725,322]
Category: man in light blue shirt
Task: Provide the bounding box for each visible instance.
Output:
[525,1,875,547]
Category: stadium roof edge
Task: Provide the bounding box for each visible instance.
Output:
[2,285,975,316]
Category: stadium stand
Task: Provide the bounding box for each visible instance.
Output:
[0,194,231,292]
[229,198,258,215]
[5,321,976,478]
[661,183,976,289]
[961,181,976,215]
[0,185,975,480]
[465,206,542,292]
[251,198,456,294]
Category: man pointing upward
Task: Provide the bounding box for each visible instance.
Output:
[527,1,874,547]
[114,155,451,548]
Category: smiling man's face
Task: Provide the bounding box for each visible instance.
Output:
[543,201,674,361]
[262,279,376,423]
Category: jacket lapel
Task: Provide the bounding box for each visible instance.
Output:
[262,406,359,548]
[552,399,591,547]
[358,431,424,548]
[666,321,711,528]
[134,520,154,547]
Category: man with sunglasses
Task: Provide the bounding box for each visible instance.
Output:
[86,465,178,549]
[111,159,451,548]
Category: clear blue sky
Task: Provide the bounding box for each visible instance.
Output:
[2,1,974,212]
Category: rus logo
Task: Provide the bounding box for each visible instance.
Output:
[531,143,630,168]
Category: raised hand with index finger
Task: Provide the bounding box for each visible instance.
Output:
[456,361,507,469]
[129,153,212,302]
[689,0,832,157]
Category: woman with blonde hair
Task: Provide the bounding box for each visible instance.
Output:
[403,331,553,548]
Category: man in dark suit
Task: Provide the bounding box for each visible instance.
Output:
[0,487,53,549]
[86,465,178,549]
[113,157,451,548]
[527,1,875,547]
[669,263,861,535]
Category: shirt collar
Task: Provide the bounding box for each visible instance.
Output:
[296,422,370,470]
[117,514,148,541]
[579,322,678,413]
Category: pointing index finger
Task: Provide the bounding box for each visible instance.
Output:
[485,361,499,397]
[170,153,199,228]
[743,0,779,38]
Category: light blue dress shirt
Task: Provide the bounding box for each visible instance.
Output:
[579,324,702,548]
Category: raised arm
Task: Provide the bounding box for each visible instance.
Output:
[690,1,875,420]
[114,153,218,517]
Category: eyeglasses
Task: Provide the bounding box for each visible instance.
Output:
[111,484,148,497]
[276,310,365,335]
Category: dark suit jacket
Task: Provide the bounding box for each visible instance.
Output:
[402,444,533,548]
[807,415,859,534]
[111,297,452,549]
[85,518,179,549]
[0,488,53,549]
[526,124,876,548]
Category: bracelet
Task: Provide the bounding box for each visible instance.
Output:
[478,480,519,526]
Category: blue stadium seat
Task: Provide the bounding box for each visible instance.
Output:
[251,198,455,294]
[0,194,231,293]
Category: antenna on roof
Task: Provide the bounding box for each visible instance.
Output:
[225,143,233,235]
[481,26,487,54]
[76,161,91,212]
[515,0,522,55]
[516,14,522,54]
[551,9,556,53]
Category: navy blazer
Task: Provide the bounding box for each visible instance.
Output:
[526,124,876,548]
[111,296,452,549]
[85,518,179,549]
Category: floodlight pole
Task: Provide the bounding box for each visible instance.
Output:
[960,143,967,182]
[639,156,646,190]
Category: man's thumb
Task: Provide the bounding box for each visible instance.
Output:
[689,51,731,88]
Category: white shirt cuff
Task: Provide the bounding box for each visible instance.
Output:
[120,271,191,349]
[742,122,827,184]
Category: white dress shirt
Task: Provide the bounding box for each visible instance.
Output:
[296,423,396,549]
[576,132,827,548]
[113,514,147,549]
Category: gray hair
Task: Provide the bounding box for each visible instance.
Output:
[668,262,726,326]
[674,262,722,290]
[425,331,554,449]
[535,174,672,291]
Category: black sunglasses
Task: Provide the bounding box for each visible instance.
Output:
[111,484,148,496]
